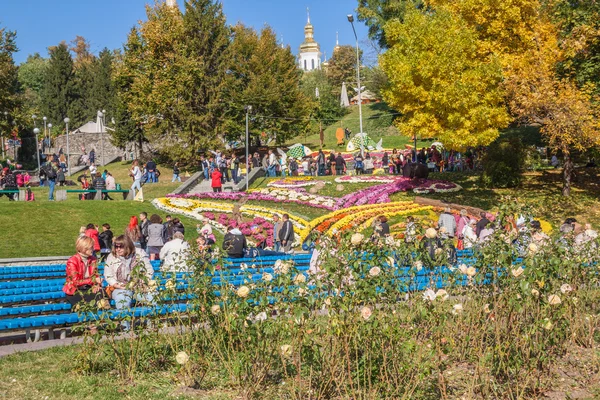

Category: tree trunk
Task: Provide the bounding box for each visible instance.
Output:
[562,149,572,196]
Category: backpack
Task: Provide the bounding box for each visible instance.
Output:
[46,165,57,179]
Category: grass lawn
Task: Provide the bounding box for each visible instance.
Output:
[0,161,206,258]
[0,346,232,400]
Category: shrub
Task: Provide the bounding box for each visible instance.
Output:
[481,137,525,188]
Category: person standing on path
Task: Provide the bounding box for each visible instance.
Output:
[272,214,282,252]
[211,168,222,192]
[139,212,150,251]
[45,162,58,201]
[130,160,142,197]
[335,153,346,176]
[278,214,294,253]
[172,162,181,182]
[146,159,158,183]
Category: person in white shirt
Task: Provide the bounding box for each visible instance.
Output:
[105,172,116,190]
[159,232,191,272]
[89,163,97,176]
[462,219,478,249]
[130,160,142,197]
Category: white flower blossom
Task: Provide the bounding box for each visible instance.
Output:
[423,289,437,302]
[511,267,524,278]
[369,267,381,277]
[452,303,464,315]
[175,351,189,365]
[237,286,250,298]
[360,306,373,321]
[548,294,561,305]
[435,289,449,301]
[351,233,364,245]
[560,284,573,294]
[280,344,293,357]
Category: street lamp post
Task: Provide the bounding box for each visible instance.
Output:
[347,14,364,157]
[32,115,37,167]
[33,128,41,172]
[1,111,7,159]
[101,109,106,166]
[42,116,47,153]
[64,118,70,176]
[244,105,252,191]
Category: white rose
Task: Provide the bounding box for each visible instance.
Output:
[294,274,306,284]
[511,267,524,278]
[548,294,561,305]
[435,289,449,301]
[350,233,364,245]
[452,303,463,315]
[255,311,267,322]
[434,248,443,256]
[543,318,553,330]
[262,273,273,282]
[425,228,438,239]
[165,280,176,290]
[414,260,424,271]
[560,284,573,294]
[466,267,477,277]
[148,279,158,290]
[210,304,221,314]
[298,287,307,296]
[324,297,331,306]
[458,264,468,274]
[280,344,293,357]
[360,306,372,321]
[531,289,540,297]
[423,289,437,302]
[528,243,539,254]
[237,286,250,298]
[369,267,381,277]
[175,351,189,365]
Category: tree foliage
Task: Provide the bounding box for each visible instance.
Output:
[0,25,19,116]
[326,45,362,98]
[17,53,47,114]
[357,0,423,49]
[116,0,231,161]
[223,25,309,144]
[380,8,510,150]
[40,43,73,131]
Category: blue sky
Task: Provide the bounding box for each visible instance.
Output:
[2,0,371,65]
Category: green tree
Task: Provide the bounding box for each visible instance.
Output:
[0,25,19,115]
[357,0,423,49]
[222,25,310,145]
[326,45,362,98]
[17,53,47,114]
[117,0,231,161]
[68,36,96,127]
[40,43,73,128]
[89,48,115,117]
[112,30,146,156]
[380,8,510,149]
[300,69,348,137]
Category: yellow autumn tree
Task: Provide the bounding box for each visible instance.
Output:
[380,8,510,150]
[503,23,600,196]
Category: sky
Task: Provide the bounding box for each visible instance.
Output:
[1,0,372,65]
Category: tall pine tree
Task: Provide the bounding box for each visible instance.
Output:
[68,36,96,127]
[41,43,73,128]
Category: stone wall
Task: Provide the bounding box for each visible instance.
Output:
[52,132,122,167]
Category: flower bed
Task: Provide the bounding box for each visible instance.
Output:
[267,177,327,188]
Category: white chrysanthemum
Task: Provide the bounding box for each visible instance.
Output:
[324,297,331,306]
[543,318,553,330]
[548,294,561,305]
[262,273,273,282]
[360,306,372,321]
[531,289,540,297]
[351,233,364,245]
[483,303,491,314]
[369,267,381,277]
[175,351,189,365]
[528,243,539,254]
[294,274,306,284]
[414,260,424,271]
[458,264,468,274]
[148,279,158,290]
[237,286,250,298]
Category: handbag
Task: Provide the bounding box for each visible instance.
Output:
[457,239,464,250]
[105,285,116,299]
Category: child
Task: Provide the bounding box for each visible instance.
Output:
[211,169,222,192]
[98,223,113,262]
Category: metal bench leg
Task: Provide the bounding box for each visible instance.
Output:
[33,329,41,342]
[25,329,31,343]
[60,329,67,339]
[48,328,55,340]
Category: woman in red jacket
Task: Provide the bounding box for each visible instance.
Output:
[63,236,105,307]
[211,169,222,193]
[84,223,101,255]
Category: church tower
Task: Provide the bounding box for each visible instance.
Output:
[298,8,321,72]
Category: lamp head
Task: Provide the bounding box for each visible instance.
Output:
[64,117,70,124]
[32,115,37,120]
[48,123,53,128]
[347,14,354,23]
[43,116,47,121]
[33,128,40,134]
